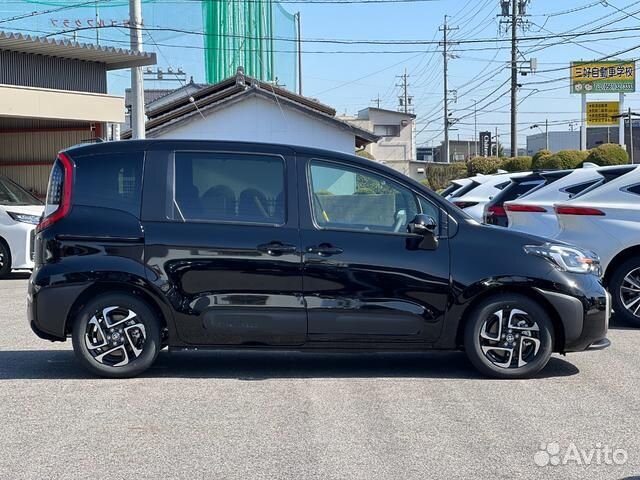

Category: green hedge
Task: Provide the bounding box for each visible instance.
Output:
[467,156,502,175]
[585,144,629,166]
[547,150,590,169]
[531,149,552,170]
[425,162,467,191]
[501,156,532,172]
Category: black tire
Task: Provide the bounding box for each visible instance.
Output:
[0,240,11,279]
[464,294,554,379]
[71,293,162,378]
[609,257,640,328]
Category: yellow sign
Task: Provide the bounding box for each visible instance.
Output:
[587,101,620,126]
[571,61,636,94]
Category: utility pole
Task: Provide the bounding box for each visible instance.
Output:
[630,108,634,164]
[510,0,517,158]
[296,12,302,95]
[500,1,530,157]
[371,94,381,108]
[396,69,412,114]
[473,99,478,156]
[545,118,549,151]
[440,15,458,164]
[130,0,145,139]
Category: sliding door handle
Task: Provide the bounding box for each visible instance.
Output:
[306,243,344,257]
[257,242,297,256]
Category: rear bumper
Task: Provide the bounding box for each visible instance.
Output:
[28,272,84,342]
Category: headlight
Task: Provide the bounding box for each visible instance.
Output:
[524,244,601,275]
[7,211,40,225]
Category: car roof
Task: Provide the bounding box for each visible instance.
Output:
[505,168,602,205]
[453,171,531,202]
[62,139,440,201]
[557,164,640,208]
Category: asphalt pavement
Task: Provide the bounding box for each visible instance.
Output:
[1,273,639,480]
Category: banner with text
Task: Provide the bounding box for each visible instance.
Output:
[570,61,636,94]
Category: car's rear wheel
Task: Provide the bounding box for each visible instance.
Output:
[464,294,554,379]
[71,293,162,378]
[609,258,640,327]
[0,240,11,278]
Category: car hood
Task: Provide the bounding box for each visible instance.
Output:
[1,205,44,216]
[467,218,568,246]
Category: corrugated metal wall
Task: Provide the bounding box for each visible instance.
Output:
[0,119,92,196]
[0,50,107,93]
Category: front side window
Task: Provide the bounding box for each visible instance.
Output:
[0,176,41,206]
[309,161,436,234]
[174,152,285,225]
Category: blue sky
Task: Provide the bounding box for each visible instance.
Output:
[2,0,640,148]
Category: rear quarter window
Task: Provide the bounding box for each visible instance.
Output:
[72,152,144,216]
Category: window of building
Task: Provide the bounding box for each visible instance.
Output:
[173,152,285,225]
[373,124,400,137]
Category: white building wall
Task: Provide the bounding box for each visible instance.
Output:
[152,95,356,153]
[527,131,580,155]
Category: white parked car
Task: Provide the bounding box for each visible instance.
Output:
[0,176,44,278]
[441,178,472,199]
[443,174,488,200]
[452,172,530,221]
[504,165,603,238]
[553,165,640,325]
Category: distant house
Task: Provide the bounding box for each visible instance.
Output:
[341,107,416,174]
[122,68,378,153]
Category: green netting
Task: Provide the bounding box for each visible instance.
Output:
[202,0,297,91]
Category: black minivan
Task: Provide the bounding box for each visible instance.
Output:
[28,140,610,379]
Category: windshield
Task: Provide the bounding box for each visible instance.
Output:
[0,177,42,206]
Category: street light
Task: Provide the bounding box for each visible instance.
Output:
[530,119,549,151]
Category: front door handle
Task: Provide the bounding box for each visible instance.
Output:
[306,243,344,257]
[257,242,297,256]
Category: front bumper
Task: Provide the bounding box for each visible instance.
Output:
[586,338,611,350]
[535,278,610,353]
[3,221,36,269]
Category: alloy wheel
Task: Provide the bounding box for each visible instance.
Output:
[84,306,147,367]
[620,267,640,318]
[479,308,541,369]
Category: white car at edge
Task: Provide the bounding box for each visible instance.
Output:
[553,164,640,326]
[0,176,43,278]
[452,171,531,221]
[504,165,603,238]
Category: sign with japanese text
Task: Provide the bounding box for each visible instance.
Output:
[571,61,636,94]
[587,101,620,126]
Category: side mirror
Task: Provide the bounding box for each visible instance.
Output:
[407,214,438,251]
[407,214,437,236]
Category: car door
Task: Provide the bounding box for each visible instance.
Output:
[298,155,450,345]
[142,144,305,346]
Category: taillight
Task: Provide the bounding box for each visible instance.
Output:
[37,152,72,232]
[454,201,479,209]
[554,206,606,216]
[487,205,506,217]
[505,204,547,213]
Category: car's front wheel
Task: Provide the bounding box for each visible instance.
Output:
[0,240,11,278]
[609,257,640,328]
[71,293,162,378]
[464,294,554,379]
